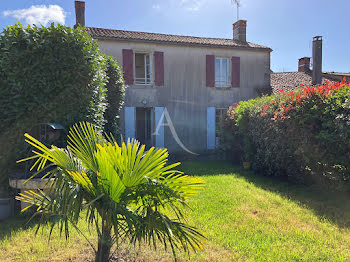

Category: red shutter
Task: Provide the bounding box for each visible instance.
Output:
[122,49,134,85]
[206,55,215,87]
[154,51,164,86]
[232,56,240,88]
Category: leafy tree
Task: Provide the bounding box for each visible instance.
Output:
[18,122,205,262]
[0,23,108,186]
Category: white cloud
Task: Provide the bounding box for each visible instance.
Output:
[152,4,161,10]
[3,5,66,26]
[180,0,205,11]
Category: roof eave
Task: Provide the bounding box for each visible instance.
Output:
[91,35,272,52]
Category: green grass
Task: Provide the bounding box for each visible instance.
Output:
[1,161,350,261]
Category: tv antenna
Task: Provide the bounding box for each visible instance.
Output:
[232,0,241,20]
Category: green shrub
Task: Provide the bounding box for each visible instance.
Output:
[223,81,350,188]
[0,23,124,187]
[103,56,125,137]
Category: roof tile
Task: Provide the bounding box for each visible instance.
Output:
[271,72,336,93]
[86,27,271,50]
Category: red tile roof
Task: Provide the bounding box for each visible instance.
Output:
[86,27,271,51]
[271,72,337,94]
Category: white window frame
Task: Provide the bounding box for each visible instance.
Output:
[215,57,230,88]
[134,52,153,86]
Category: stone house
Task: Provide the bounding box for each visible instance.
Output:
[75,1,272,153]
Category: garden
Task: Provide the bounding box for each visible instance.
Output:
[2,161,350,261]
[1,22,350,262]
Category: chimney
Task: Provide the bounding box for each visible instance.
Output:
[75,1,85,27]
[298,57,310,72]
[312,36,322,85]
[233,20,247,42]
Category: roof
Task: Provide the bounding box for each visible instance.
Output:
[86,27,271,51]
[323,72,350,77]
[271,71,337,94]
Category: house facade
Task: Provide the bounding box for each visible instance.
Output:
[75,1,272,153]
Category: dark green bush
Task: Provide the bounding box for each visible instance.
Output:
[103,56,125,137]
[0,23,124,187]
[223,81,350,188]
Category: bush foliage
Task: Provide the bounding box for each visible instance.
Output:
[223,80,350,188]
[103,56,125,137]
[0,23,124,186]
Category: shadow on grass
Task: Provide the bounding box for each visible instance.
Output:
[182,160,350,229]
[0,213,40,241]
[246,173,350,228]
[178,161,238,176]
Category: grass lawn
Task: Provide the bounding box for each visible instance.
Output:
[1,161,350,261]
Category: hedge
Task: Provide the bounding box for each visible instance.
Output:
[222,79,350,188]
[103,56,125,137]
[0,23,125,189]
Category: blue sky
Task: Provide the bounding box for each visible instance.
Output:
[1,0,349,73]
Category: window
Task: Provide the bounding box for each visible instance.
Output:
[136,107,154,147]
[135,53,152,85]
[215,108,228,148]
[216,108,227,132]
[215,57,230,88]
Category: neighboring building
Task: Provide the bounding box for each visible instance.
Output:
[323,72,350,82]
[271,37,349,94]
[271,71,335,94]
[75,1,272,153]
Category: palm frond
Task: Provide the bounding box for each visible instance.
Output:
[67,122,105,172]
[17,121,205,261]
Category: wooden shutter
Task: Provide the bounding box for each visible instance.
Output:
[125,107,135,140]
[154,52,164,86]
[122,49,134,85]
[206,55,215,87]
[207,107,215,150]
[232,56,240,88]
[155,107,165,148]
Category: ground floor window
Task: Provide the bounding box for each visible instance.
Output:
[215,108,228,148]
[136,107,154,147]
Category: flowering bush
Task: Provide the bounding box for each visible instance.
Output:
[223,79,350,188]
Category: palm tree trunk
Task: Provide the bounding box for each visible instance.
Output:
[95,225,112,262]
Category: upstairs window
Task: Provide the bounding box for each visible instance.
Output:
[215,57,230,88]
[135,53,152,85]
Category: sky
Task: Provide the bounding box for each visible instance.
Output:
[0,0,349,73]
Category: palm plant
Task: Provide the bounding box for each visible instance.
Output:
[17,122,205,262]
